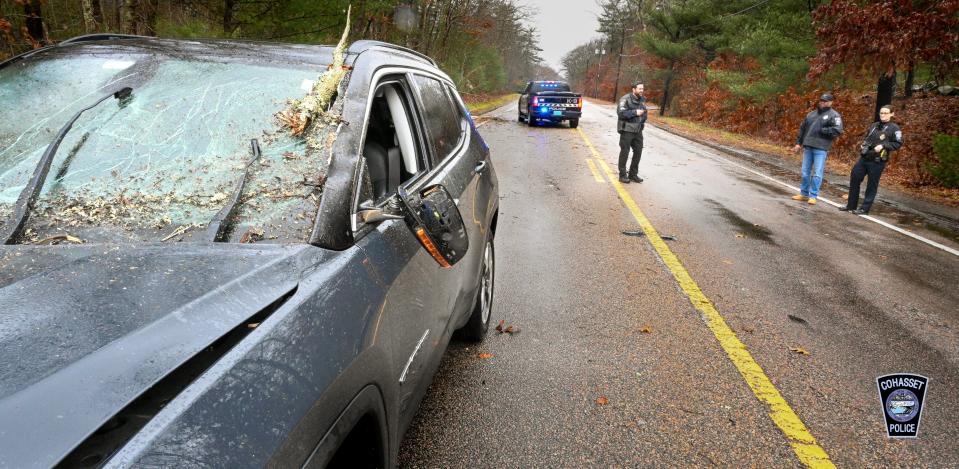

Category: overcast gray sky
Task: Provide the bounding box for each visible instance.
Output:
[520,0,602,76]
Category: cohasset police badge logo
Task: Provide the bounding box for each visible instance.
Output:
[876,373,929,438]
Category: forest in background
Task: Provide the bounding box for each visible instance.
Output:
[0,0,557,95]
[2,0,958,191]
[562,0,959,192]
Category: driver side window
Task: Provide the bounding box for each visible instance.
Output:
[362,78,424,202]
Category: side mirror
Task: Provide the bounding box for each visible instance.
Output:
[398,184,468,268]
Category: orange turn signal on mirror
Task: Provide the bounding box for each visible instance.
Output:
[415,227,452,268]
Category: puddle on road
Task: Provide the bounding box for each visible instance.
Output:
[704,198,776,244]
[736,176,790,196]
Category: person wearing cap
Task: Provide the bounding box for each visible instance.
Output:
[839,105,903,214]
[791,93,844,205]
[616,81,648,183]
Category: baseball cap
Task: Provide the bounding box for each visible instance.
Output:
[819,93,834,102]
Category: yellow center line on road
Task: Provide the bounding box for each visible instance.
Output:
[575,127,835,469]
[585,159,605,183]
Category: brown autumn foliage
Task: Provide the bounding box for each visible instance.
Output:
[673,74,959,189]
[809,0,959,80]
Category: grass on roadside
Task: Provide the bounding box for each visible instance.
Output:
[463,93,518,115]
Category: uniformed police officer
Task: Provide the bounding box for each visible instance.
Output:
[616,81,648,183]
[791,93,843,205]
[840,105,903,214]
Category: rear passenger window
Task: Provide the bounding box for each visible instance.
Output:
[412,75,464,163]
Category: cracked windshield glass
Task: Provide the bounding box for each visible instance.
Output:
[0,48,338,244]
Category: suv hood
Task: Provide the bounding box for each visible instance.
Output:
[0,243,312,468]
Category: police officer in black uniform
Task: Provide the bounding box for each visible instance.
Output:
[617,81,648,183]
[840,105,903,214]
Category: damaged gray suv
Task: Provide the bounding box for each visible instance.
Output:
[0,34,498,468]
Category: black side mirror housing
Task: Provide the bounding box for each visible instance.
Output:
[398,184,468,267]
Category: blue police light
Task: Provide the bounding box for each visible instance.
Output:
[540,106,550,113]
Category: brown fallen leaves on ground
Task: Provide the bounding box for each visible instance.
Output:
[789,347,810,355]
[640,325,653,334]
[495,319,520,335]
[477,352,494,359]
[595,396,609,406]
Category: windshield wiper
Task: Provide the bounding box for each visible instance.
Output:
[1,87,133,244]
[204,139,262,242]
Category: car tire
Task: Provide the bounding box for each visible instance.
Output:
[517,110,524,122]
[527,107,536,127]
[455,239,494,342]
[569,119,579,128]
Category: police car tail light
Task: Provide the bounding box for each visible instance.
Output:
[578,97,583,108]
[532,97,539,106]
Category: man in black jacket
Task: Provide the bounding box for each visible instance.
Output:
[617,81,648,183]
[791,93,844,205]
[840,105,903,214]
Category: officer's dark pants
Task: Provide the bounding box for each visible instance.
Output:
[618,131,643,177]
[846,157,886,212]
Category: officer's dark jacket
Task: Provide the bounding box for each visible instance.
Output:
[617,93,647,134]
[796,106,843,151]
[860,121,903,160]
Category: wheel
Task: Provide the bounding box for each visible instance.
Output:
[517,111,524,122]
[569,119,579,128]
[455,239,494,342]
[527,107,536,127]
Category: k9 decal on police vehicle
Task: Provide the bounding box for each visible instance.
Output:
[876,373,929,438]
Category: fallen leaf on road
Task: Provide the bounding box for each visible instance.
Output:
[247,322,260,329]
[478,352,494,359]
[787,314,808,325]
[789,347,810,355]
[640,326,653,334]
[495,319,520,334]
[622,230,645,237]
[722,259,734,265]
[735,233,746,239]
[595,396,609,406]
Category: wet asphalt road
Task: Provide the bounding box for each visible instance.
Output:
[397,101,959,468]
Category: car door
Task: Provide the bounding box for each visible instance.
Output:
[408,73,487,322]
[349,69,468,432]
[519,81,531,115]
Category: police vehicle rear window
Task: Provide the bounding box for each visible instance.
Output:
[532,82,570,93]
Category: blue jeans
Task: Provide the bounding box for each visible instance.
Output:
[800,147,828,198]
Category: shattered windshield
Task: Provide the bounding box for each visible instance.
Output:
[0,48,340,244]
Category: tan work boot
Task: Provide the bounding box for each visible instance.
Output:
[791,194,808,201]
[807,198,818,205]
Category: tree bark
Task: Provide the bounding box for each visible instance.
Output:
[612,25,625,102]
[223,0,236,35]
[141,0,158,36]
[120,0,137,35]
[661,71,674,116]
[91,0,104,27]
[874,69,896,122]
[82,0,98,33]
[23,0,45,45]
[904,62,915,98]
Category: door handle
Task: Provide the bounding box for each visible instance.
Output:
[473,161,488,174]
